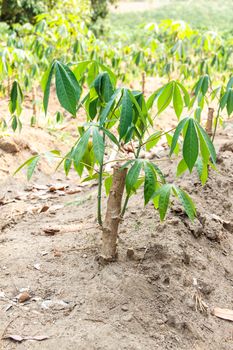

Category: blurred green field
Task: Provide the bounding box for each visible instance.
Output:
[110,0,233,33]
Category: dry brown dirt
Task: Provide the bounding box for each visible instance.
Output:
[0,89,233,350]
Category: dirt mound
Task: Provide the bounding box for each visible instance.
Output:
[0,140,233,350]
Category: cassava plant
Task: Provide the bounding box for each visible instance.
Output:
[16,60,226,262]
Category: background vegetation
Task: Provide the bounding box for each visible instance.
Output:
[110,0,233,33]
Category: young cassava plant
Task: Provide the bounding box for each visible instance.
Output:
[16,60,217,262]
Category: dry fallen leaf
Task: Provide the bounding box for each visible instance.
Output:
[48,184,68,192]
[39,205,50,213]
[65,188,82,195]
[53,249,62,257]
[17,291,31,303]
[48,186,58,192]
[43,228,60,235]
[213,307,233,321]
[0,195,6,205]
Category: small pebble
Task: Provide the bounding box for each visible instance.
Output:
[121,305,129,312]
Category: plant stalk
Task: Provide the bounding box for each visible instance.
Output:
[97,132,106,226]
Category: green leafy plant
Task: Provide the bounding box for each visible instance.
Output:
[9,80,23,131]
[16,60,220,263]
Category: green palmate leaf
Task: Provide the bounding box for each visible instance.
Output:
[151,163,166,183]
[196,126,210,163]
[145,132,161,151]
[56,111,63,123]
[177,82,190,107]
[146,88,162,110]
[134,51,141,65]
[82,147,94,175]
[126,160,142,194]
[47,150,61,156]
[27,156,40,180]
[220,90,229,110]
[227,77,233,91]
[124,126,134,144]
[183,118,199,172]
[166,133,179,155]
[82,173,103,183]
[105,176,112,196]
[9,81,18,114]
[44,150,61,164]
[129,91,147,126]
[99,97,115,125]
[157,82,173,114]
[194,76,204,96]
[120,159,135,170]
[99,89,120,125]
[189,96,196,110]
[98,63,117,87]
[210,86,221,101]
[73,160,84,177]
[176,158,188,176]
[64,157,72,176]
[102,73,114,102]
[55,61,81,116]
[173,186,196,220]
[131,177,144,195]
[94,72,114,102]
[197,93,204,109]
[43,63,55,115]
[195,122,216,164]
[102,128,119,147]
[144,162,157,205]
[86,61,98,86]
[92,128,104,164]
[60,63,82,101]
[152,182,161,209]
[73,60,91,81]
[201,163,208,185]
[11,115,18,131]
[72,129,91,165]
[9,81,23,116]
[93,73,104,99]
[170,117,189,156]
[227,88,233,115]
[201,75,209,96]
[196,158,208,185]
[88,98,98,119]
[194,107,202,123]
[158,184,172,221]
[14,155,39,178]
[119,89,133,139]
[173,83,183,119]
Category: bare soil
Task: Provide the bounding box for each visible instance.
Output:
[0,88,233,350]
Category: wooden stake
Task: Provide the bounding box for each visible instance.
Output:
[142,71,146,95]
[205,108,214,136]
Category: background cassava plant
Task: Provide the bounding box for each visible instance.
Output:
[16,60,222,262]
